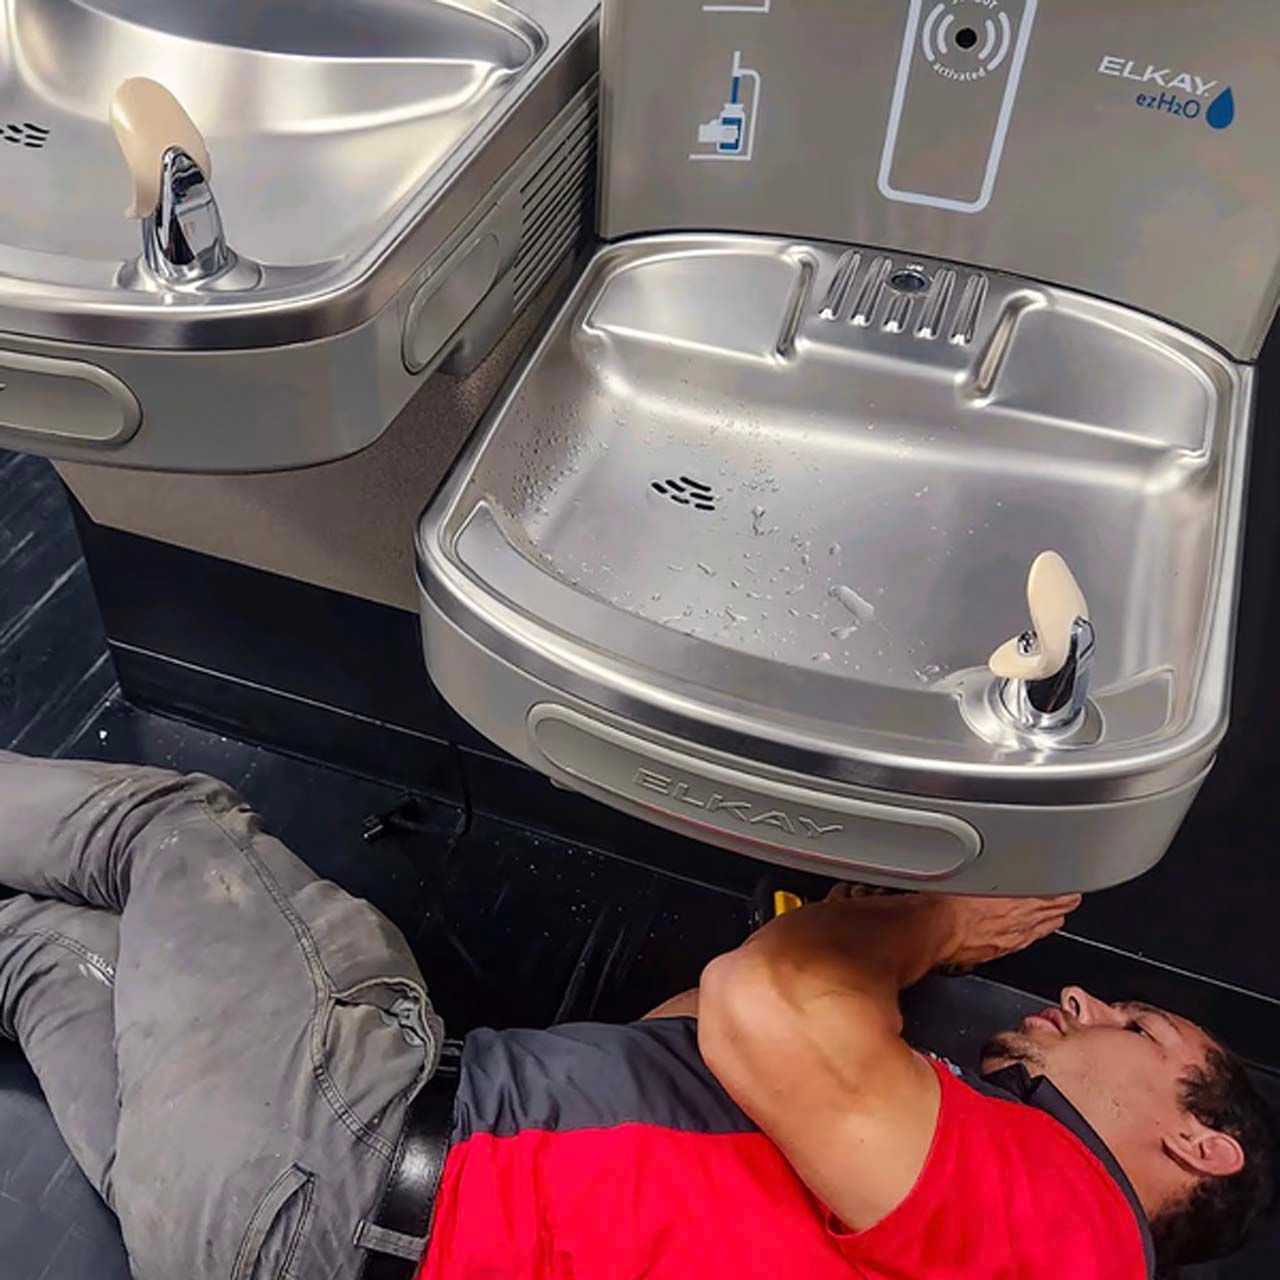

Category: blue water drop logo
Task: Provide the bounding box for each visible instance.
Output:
[1206,87,1235,130]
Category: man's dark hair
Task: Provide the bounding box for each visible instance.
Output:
[1151,1044,1279,1271]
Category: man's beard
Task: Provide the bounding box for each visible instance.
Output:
[980,1030,1047,1075]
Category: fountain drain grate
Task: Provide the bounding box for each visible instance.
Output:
[650,476,717,512]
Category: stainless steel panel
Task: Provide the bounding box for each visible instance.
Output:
[600,0,1280,358]
[528,704,983,879]
[0,348,139,444]
[0,310,407,470]
[403,227,504,374]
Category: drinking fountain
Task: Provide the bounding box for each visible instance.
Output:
[415,0,1280,893]
[0,0,599,471]
[110,78,236,286]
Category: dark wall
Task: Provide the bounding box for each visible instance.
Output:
[1042,319,1280,1025]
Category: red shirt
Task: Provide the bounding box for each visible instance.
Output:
[417,1019,1151,1279]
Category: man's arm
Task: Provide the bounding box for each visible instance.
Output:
[697,889,1079,1232]
[643,989,700,1019]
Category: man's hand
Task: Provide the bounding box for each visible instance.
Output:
[826,885,1081,972]
[934,892,1081,967]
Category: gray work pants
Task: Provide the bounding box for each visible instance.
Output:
[0,751,444,1279]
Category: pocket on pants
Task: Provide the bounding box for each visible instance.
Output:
[322,986,433,1136]
[292,882,441,1139]
[232,1164,315,1280]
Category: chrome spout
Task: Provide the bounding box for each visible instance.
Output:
[143,146,232,284]
[999,615,1095,733]
[110,78,234,286]
[989,551,1095,736]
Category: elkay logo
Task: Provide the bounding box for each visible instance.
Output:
[633,768,844,841]
[1098,55,1235,129]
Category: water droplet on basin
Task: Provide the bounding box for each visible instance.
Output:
[829,542,841,557]
[1207,87,1235,130]
[830,584,876,623]
[831,624,859,641]
[697,562,716,576]
[811,651,832,663]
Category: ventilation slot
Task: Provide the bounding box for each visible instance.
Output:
[651,476,717,512]
[3,122,50,149]
[514,97,598,312]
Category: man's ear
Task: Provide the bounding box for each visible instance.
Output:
[1162,1127,1245,1178]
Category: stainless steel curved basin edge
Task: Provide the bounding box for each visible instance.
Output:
[416,234,1256,893]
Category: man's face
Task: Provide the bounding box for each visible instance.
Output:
[982,987,1217,1158]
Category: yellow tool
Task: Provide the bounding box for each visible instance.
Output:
[772,890,804,917]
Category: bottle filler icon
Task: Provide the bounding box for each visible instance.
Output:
[693,51,761,161]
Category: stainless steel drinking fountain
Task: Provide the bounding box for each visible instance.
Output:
[417,0,1280,892]
[0,0,598,472]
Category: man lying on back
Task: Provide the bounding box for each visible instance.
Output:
[0,751,1275,1278]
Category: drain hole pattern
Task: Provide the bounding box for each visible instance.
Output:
[651,476,717,512]
[3,122,50,149]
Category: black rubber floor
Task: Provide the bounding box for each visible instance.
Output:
[2,453,1278,1278]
